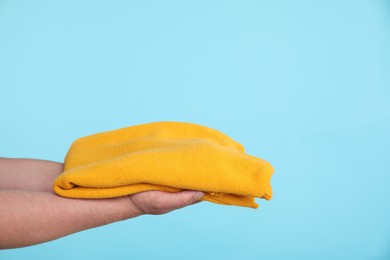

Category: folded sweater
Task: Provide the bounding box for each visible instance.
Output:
[53,121,274,209]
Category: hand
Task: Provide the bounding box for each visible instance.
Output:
[126,190,205,215]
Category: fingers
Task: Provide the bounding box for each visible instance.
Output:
[127,190,205,215]
[158,190,204,212]
[190,200,202,205]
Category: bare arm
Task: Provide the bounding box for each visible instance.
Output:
[0,157,63,192]
[0,190,139,248]
[0,158,204,249]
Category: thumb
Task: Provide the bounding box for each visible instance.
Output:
[161,190,204,210]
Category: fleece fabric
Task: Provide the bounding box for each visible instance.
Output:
[53,121,274,209]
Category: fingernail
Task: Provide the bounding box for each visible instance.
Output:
[193,192,204,200]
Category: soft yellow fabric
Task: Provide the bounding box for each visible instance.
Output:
[53,121,274,209]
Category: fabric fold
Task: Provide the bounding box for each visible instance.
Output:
[53,121,274,209]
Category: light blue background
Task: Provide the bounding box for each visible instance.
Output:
[1,0,389,259]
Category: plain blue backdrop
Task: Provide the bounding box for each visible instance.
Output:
[1,0,389,259]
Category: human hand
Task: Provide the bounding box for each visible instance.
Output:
[126,190,205,215]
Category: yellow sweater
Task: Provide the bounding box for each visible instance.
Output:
[53,121,274,209]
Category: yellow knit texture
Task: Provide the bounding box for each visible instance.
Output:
[53,121,274,209]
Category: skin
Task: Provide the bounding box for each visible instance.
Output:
[0,157,204,249]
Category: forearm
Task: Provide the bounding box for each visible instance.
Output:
[0,158,63,192]
[0,190,141,249]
